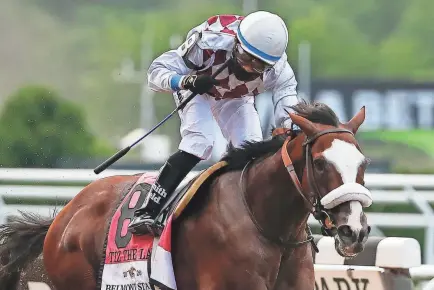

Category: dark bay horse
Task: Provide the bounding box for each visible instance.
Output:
[0,101,373,290]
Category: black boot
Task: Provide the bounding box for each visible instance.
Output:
[128,150,200,236]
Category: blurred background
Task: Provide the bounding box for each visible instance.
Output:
[1,0,434,286]
[0,0,434,173]
[1,0,434,172]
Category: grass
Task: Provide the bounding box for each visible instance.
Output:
[359,130,434,158]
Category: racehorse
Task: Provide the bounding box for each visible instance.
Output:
[0,100,372,290]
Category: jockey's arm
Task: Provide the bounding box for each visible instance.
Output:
[147,31,205,93]
[271,61,299,129]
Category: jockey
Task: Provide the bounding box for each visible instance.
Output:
[129,11,299,235]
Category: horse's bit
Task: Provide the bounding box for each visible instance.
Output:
[281,128,355,237]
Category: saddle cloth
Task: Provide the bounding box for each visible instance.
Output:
[97,162,227,290]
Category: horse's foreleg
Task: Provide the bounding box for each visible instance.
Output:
[173,194,280,290]
[273,245,315,290]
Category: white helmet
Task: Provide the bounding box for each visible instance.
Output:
[236,11,288,65]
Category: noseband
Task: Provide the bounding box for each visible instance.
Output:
[239,127,356,255]
[281,128,355,237]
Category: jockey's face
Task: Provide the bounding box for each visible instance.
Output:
[233,43,272,74]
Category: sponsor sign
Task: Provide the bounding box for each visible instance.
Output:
[314,265,385,290]
[311,80,434,130]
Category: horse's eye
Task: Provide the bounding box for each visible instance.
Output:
[314,158,326,172]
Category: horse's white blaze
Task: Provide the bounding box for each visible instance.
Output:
[347,201,363,231]
[323,139,368,232]
[323,139,365,184]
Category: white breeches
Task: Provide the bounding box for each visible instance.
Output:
[173,91,263,160]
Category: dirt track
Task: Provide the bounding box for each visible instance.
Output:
[17,255,54,290]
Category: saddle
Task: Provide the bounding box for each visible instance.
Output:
[153,161,228,227]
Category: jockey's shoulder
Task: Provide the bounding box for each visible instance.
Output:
[203,14,244,27]
[188,14,244,51]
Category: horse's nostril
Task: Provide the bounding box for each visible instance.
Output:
[358,227,370,242]
[338,225,353,238]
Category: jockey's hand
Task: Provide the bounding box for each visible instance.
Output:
[181,75,219,95]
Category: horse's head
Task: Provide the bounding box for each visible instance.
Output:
[285,102,372,258]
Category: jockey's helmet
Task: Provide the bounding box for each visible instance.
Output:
[235,11,288,71]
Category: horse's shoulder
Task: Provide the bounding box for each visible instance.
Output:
[207,170,241,197]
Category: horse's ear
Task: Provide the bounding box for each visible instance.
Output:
[288,113,319,136]
[344,106,365,134]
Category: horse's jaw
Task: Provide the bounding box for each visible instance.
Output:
[334,235,363,258]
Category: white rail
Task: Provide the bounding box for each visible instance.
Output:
[1,167,434,187]
[0,168,433,264]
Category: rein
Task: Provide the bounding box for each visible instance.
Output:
[282,128,354,236]
[238,127,354,256]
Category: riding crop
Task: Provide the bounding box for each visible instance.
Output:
[93,60,230,174]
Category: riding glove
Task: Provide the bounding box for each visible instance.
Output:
[181,75,219,95]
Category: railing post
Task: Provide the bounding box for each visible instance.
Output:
[407,185,434,265]
[422,278,434,290]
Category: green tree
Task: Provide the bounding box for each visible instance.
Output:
[378,0,434,80]
[0,85,109,168]
[288,6,378,78]
[20,0,434,144]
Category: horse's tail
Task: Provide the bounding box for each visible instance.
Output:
[0,210,55,289]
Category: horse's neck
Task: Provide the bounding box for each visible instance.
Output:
[245,145,309,243]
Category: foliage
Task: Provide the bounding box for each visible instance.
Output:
[0,85,114,168]
[360,130,434,158]
[358,130,434,174]
[61,0,434,139]
[288,5,378,78]
[377,0,434,79]
[16,0,434,159]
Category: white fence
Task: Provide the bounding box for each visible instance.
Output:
[0,168,434,265]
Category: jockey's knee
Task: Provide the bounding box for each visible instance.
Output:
[179,132,214,160]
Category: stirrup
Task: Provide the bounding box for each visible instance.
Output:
[129,215,163,236]
[133,206,149,217]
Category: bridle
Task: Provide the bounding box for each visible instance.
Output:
[281,127,355,237]
[239,126,355,255]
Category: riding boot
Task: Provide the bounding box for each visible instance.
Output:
[128,150,201,236]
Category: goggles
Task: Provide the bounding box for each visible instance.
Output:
[233,44,273,74]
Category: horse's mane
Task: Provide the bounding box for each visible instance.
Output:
[285,99,339,127]
[220,100,339,171]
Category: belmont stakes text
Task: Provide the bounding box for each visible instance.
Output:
[105,283,152,290]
